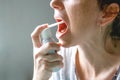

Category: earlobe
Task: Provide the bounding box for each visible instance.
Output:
[100,3,119,26]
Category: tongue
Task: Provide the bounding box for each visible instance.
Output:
[58,23,67,33]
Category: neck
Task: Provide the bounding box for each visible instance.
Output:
[76,30,120,80]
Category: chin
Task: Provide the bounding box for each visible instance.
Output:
[59,40,75,48]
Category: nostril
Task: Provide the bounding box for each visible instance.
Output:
[50,0,64,10]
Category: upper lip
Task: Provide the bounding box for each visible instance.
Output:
[54,16,68,34]
[54,16,67,26]
[55,17,64,22]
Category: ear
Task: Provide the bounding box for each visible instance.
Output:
[100,3,119,26]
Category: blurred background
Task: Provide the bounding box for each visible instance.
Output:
[0,0,55,80]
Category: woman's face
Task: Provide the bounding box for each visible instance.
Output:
[50,0,102,47]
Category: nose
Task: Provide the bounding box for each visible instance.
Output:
[50,0,64,10]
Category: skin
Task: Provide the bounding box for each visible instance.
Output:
[31,25,63,80]
[31,0,120,80]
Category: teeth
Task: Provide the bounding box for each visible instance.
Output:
[61,30,65,33]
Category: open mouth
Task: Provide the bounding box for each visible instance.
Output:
[56,19,68,34]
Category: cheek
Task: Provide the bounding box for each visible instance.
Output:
[63,0,101,42]
[66,2,100,33]
[67,8,89,39]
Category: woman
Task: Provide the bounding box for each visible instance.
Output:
[31,0,120,80]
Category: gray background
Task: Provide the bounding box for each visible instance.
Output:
[0,0,55,80]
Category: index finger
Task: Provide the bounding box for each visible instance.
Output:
[31,24,48,48]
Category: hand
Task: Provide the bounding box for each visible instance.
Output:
[31,24,63,80]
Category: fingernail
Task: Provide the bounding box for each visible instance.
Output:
[57,43,62,46]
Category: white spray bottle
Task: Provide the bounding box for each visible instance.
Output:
[41,21,64,54]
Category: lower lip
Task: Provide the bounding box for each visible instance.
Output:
[56,28,68,39]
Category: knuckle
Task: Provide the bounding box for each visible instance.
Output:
[60,62,64,67]
[59,61,63,65]
[46,42,53,48]
[56,54,63,60]
[36,57,42,64]
[36,58,44,65]
[34,53,39,59]
[52,61,63,70]
[46,42,58,50]
[58,61,63,68]
[54,61,61,66]
[47,42,53,46]
[41,61,49,69]
[31,31,36,39]
[33,50,41,59]
[59,55,63,60]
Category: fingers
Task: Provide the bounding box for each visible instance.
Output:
[37,53,63,63]
[32,24,63,80]
[40,61,63,72]
[31,24,48,48]
[34,42,61,58]
[36,54,63,72]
